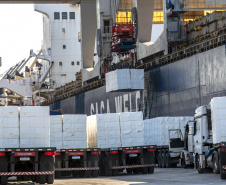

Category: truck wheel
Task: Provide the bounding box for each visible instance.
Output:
[148,167,154,174]
[112,169,119,176]
[166,151,171,168]
[132,168,140,174]
[158,152,162,168]
[162,152,166,168]
[1,176,7,185]
[55,171,61,178]
[39,175,46,184]
[47,175,54,184]
[85,170,92,178]
[196,154,204,174]
[92,170,98,177]
[141,167,148,174]
[221,174,226,179]
[181,153,187,169]
[127,169,133,173]
[213,153,220,174]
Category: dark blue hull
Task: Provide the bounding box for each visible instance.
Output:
[50,45,226,118]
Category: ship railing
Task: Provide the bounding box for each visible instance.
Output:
[141,29,226,69]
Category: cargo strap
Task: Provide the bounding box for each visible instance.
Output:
[55,167,99,171]
[0,171,54,176]
[111,164,155,169]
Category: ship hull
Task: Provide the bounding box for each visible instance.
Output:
[50,45,226,118]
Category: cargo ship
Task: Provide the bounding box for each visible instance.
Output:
[1,0,226,119]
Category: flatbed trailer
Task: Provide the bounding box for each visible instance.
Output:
[99,145,156,176]
[55,148,100,178]
[0,147,56,185]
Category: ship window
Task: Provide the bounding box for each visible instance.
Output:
[54,12,60,20]
[59,62,62,66]
[71,61,74,66]
[63,45,66,49]
[70,12,75,19]
[62,12,67,20]
[77,61,80,65]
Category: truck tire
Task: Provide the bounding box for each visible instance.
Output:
[39,175,46,184]
[55,171,61,179]
[213,153,220,174]
[127,169,133,173]
[148,167,154,174]
[162,152,166,168]
[158,152,162,168]
[92,170,98,177]
[1,176,7,185]
[0,157,8,185]
[166,151,171,168]
[141,167,148,174]
[132,168,140,174]
[112,169,119,176]
[221,174,226,179]
[181,153,187,169]
[85,170,92,178]
[196,154,204,174]
[47,175,54,184]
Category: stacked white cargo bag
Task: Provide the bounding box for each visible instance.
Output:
[87,114,121,148]
[50,115,63,149]
[210,97,226,144]
[144,118,158,146]
[119,112,144,147]
[0,106,19,148]
[130,69,144,90]
[63,115,87,149]
[106,69,131,92]
[20,106,50,147]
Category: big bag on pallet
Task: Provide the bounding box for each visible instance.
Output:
[63,115,87,149]
[0,106,19,148]
[210,97,226,144]
[87,114,121,148]
[20,106,50,148]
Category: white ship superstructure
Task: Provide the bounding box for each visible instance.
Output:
[35,4,81,88]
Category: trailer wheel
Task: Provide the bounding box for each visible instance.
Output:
[158,152,162,168]
[92,170,98,177]
[132,168,140,174]
[112,169,119,176]
[221,174,226,179]
[47,175,54,184]
[39,175,46,184]
[127,169,133,173]
[85,170,92,178]
[141,167,148,174]
[162,152,166,168]
[1,176,7,185]
[55,171,61,179]
[148,167,154,174]
[213,153,220,174]
[166,151,171,168]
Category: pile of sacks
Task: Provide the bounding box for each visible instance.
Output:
[87,112,144,148]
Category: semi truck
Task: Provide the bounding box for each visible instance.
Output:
[0,147,55,185]
[180,97,226,179]
[144,117,193,168]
